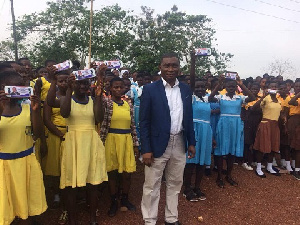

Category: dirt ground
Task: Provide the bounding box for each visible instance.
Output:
[39,163,300,225]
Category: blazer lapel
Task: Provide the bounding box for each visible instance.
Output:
[179,82,187,110]
[157,79,170,112]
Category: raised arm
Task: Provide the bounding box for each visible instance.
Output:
[46,66,60,108]
[236,75,255,102]
[208,75,223,102]
[60,75,74,118]
[30,94,43,138]
[288,92,300,106]
[43,99,64,139]
[93,64,106,124]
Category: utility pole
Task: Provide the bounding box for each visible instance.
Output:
[10,0,18,61]
[88,0,93,66]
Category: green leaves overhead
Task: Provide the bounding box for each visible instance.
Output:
[2,1,233,75]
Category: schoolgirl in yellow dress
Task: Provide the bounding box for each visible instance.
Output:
[100,76,139,217]
[43,71,69,209]
[47,67,107,225]
[0,71,47,225]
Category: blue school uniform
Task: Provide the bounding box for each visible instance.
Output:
[214,95,246,157]
[187,95,213,165]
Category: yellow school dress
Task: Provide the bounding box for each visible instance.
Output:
[43,105,67,176]
[35,76,51,163]
[0,104,47,225]
[105,101,136,173]
[60,97,107,189]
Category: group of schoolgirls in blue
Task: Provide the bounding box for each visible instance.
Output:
[183,75,255,202]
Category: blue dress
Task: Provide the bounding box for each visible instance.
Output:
[214,95,245,157]
[187,96,213,165]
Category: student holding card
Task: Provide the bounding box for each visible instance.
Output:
[252,82,283,177]
[209,75,255,188]
[43,70,69,210]
[47,66,107,225]
[183,79,212,201]
[0,71,47,225]
[100,76,139,217]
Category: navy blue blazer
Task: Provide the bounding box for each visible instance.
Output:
[139,79,196,158]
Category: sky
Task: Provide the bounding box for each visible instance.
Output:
[1,0,300,79]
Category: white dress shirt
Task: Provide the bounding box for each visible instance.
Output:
[162,78,183,135]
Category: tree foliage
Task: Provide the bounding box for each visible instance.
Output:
[264,59,297,80]
[2,0,233,75]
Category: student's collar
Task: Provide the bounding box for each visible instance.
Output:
[161,77,179,88]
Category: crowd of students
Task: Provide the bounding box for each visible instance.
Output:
[0,55,299,225]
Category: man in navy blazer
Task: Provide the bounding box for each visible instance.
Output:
[140,53,196,225]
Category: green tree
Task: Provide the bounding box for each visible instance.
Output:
[2,1,232,74]
[14,0,136,67]
[128,5,233,75]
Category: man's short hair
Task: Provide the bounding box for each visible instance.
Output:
[160,52,179,64]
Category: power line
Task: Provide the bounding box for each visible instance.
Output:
[288,0,300,4]
[253,0,300,13]
[204,0,300,24]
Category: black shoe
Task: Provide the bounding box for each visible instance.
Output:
[225,176,238,186]
[108,197,118,217]
[266,169,281,176]
[272,166,280,173]
[90,223,98,225]
[183,188,198,202]
[205,168,211,176]
[255,170,266,178]
[120,194,136,212]
[293,171,300,180]
[193,188,206,201]
[165,221,181,225]
[216,178,225,188]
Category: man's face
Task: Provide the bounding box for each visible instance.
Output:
[159,57,180,83]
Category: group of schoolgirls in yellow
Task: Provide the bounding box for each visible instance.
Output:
[0,63,138,225]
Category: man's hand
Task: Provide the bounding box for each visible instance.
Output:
[143,152,154,167]
[187,145,196,159]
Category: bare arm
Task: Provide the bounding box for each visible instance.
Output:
[60,88,72,118]
[60,74,74,118]
[43,99,64,138]
[236,75,255,102]
[93,64,106,124]
[30,95,43,138]
[47,79,60,108]
[34,78,42,99]
[288,92,300,106]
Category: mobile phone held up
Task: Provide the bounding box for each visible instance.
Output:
[195,48,211,56]
[5,86,33,98]
[225,72,238,80]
